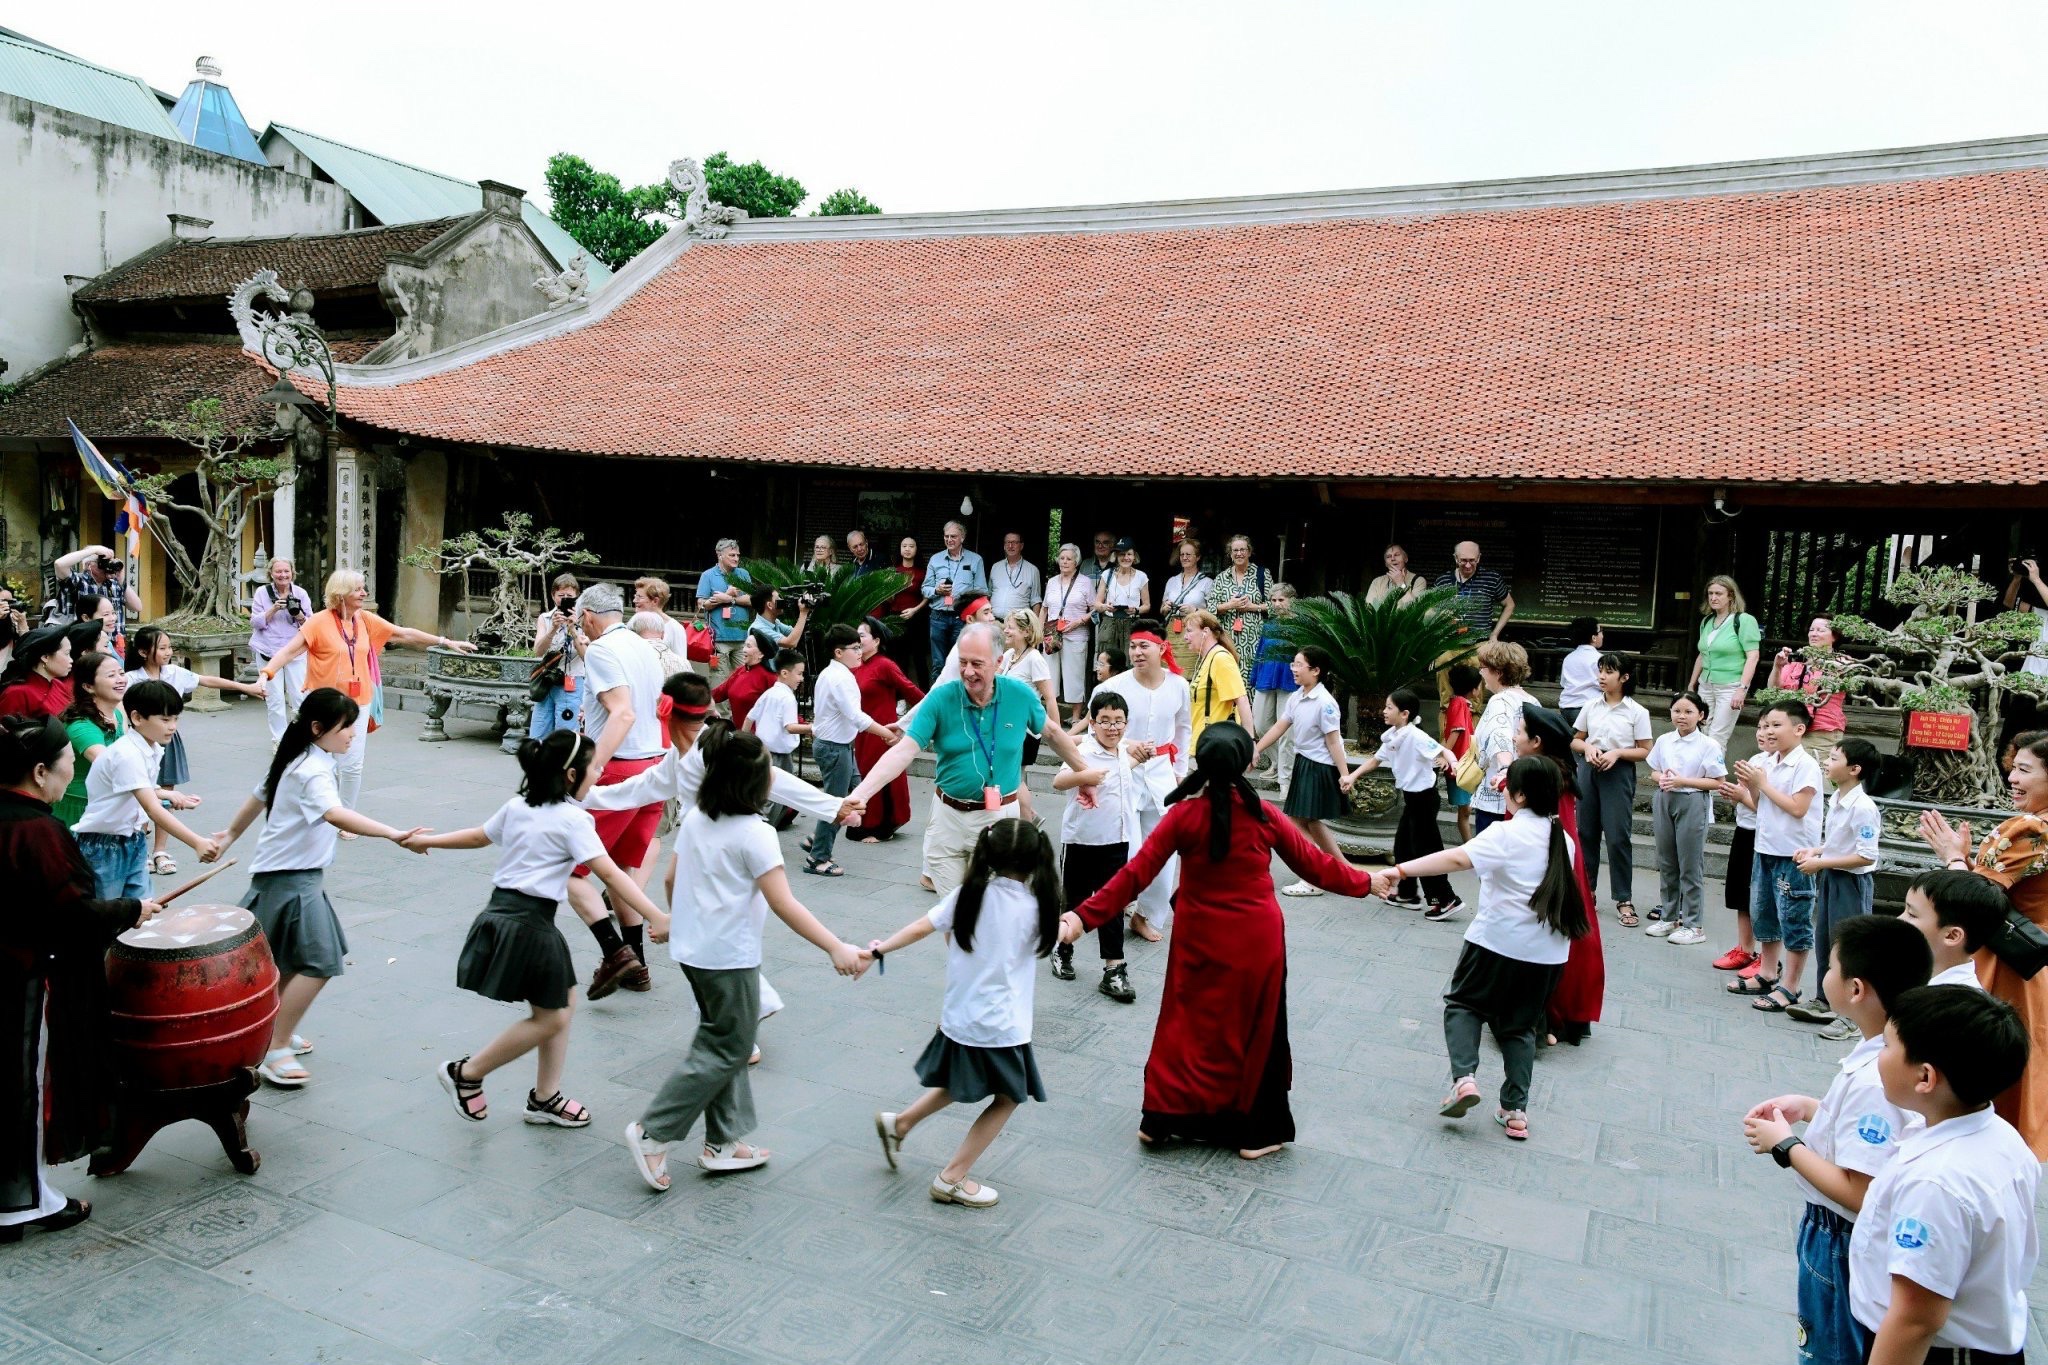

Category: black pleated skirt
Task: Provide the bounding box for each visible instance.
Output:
[1283,756,1346,822]
[456,887,577,1010]
[914,1029,1047,1104]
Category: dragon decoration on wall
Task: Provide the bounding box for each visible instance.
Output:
[227,269,333,399]
[667,157,748,240]
[533,252,592,307]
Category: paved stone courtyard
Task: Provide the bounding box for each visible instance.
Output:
[7,702,2044,1364]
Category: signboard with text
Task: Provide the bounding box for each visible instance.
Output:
[1392,505,1661,629]
[1904,711,1972,751]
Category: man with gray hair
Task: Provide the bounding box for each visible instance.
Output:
[698,538,753,688]
[572,581,669,999]
[851,621,1093,895]
[920,520,988,677]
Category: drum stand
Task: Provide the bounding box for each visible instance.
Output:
[90,1068,261,1177]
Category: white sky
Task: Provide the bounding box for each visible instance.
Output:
[14,1,2048,216]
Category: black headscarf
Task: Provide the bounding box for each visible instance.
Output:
[1519,702,1577,783]
[1164,721,1268,861]
[0,625,67,689]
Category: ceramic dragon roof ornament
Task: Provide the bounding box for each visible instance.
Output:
[667,158,748,240]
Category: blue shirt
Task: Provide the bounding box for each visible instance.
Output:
[699,564,752,643]
[921,550,988,612]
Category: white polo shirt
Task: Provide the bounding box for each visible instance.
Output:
[1820,785,1881,874]
[581,624,666,760]
[1794,1033,1920,1219]
[748,681,802,755]
[1849,1107,2039,1353]
[1753,746,1824,856]
[810,659,865,746]
[1928,959,1986,990]
[1373,722,1443,794]
[1061,733,1136,849]
[1646,728,1726,784]
[1286,683,1344,767]
[1575,695,1653,755]
[1093,669,1191,786]
[1461,813,1574,966]
[484,798,605,904]
[72,730,164,837]
[249,748,343,874]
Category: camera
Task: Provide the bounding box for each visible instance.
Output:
[784,580,832,611]
[286,595,304,621]
[553,591,577,617]
[96,555,121,575]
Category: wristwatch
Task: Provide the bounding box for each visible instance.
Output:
[1770,1135,1805,1168]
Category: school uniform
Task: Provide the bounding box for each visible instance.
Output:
[1849,1108,2039,1362]
[70,729,162,900]
[1792,1033,1922,1365]
[748,679,803,824]
[914,881,1048,1104]
[1092,669,1190,931]
[1929,960,1987,990]
[1443,815,1572,1112]
[1281,683,1346,823]
[455,799,606,1011]
[807,658,865,865]
[1556,645,1602,717]
[1751,747,1825,955]
[239,749,349,978]
[1060,733,1137,961]
[1573,694,1653,904]
[1378,721,1453,906]
[127,665,197,784]
[1812,785,1881,1008]
[1647,728,1724,930]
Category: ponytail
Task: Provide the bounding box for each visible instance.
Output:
[952,818,1061,957]
[264,688,359,813]
[516,730,595,805]
[1506,756,1589,940]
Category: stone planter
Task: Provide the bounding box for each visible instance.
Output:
[418,647,534,754]
[165,629,247,713]
[1871,794,2011,910]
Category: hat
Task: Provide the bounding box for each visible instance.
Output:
[1113,537,1137,553]
[574,582,624,617]
[9,624,67,671]
[1519,702,1575,760]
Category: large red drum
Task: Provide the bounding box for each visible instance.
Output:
[106,904,280,1091]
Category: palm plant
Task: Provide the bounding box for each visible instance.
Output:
[1267,586,1475,744]
[732,559,908,635]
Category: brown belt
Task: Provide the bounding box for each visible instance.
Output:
[938,790,1018,812]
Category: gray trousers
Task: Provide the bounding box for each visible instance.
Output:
[1577,762,1638,903]
[641,965,760,1147]
[809,739,857,863]
[1652,788,1710,929]
[1812,870,1874,1009]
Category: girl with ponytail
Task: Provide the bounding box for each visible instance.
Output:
[403,729,670,1129]
[209,688,427,1088]
[1374,755,1591,1142]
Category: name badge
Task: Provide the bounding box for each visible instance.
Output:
[563,676,576,693]
[983,785,1001,811]
[344,677,363,698]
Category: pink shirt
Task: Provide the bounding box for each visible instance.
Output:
[1776,660,1845,733]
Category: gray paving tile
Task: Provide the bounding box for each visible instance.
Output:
[0,1222,152,1310]
[16,1255,241,1360]
[312,1242,525,1346]
[1223,1188,1372,1267]
[1115,1224,1285,1318]
[712,1280,907,1364]
[0,1317,95,1365]
[1444,1182,1590,1258]
[1357,1224,1507,1305]
[995,1269,1166,1359]
[119,1182,313,1269]
[1399,1293,1572,1365]
[1494,1250,1653,1342]
[1256,1261,1418,1358]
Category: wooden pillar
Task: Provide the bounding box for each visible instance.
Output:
[395,451,448,633]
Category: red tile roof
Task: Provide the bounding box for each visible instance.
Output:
[76,219,466,304]
[0,338,379,440]
[324,168,2048,486]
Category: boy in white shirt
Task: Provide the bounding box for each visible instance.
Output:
[71,680,217,898]
[1790,738,1884,1035]
[745,649,806,831]
[803,625,895,878]
[1742,915,1933,1365]
[1050,691,1139,1001]
[1722,700,1824,1013]
[1848,987,2038,1364]
[1898,870,2004,992]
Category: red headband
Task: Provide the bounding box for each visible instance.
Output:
[962,597,991,620]
[657,696,709,721]
[1129,631,1166,648]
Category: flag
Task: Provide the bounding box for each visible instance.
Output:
[115,483,150,558]
[67,419,148,555]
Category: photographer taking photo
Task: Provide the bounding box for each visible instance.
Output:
[0,585,26,674]
[530,573,586,740]
[49,545,141,643]
[249,557,314,741]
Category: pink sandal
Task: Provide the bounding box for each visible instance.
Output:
[1495,1109,1529,1140]
[1439,1077,1480,1118]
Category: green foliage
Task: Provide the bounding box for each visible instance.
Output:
[1899,682,1973,714]
[812,187,882,216]
[139,396,285,622]
[403,511,598,653]
[1886,563,1996,617]
[703,152,806,219]
[1268,587,1473,739]
[733,560,908,635]
[544,153,671,269]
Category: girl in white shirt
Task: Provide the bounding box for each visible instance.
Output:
[126,624,261,874]
[210,688,425,1088]
[1571,655,1654,926]
[1375,756,1590,1142]
[1092,541,1151,660]
[1343,688,1456,911]
[407,730,671,1129]
[1644,692,1725,946]
[867,818,1059,1208]
[1251,646,1354,897]
[624,725,864,1191]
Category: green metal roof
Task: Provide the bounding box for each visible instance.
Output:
[263,123,611,289]
[0,32,180,139]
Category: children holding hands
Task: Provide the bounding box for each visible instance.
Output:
[70,680,220,899]
[1049,691,1139,1000]
[1345,688,1457,913]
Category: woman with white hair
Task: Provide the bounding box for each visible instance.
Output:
[1044,544,1094,727]
[249,558,313,742]
[258,569,475,812]
[632,612,690,679]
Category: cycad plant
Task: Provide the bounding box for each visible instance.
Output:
[732,559,909,636]
[1267,586,1476,744]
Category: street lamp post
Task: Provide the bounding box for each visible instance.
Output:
[233,272,336,571]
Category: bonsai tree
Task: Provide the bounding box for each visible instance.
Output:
[731,559,908,636]
[1267,586,1475,746]
[1755,565,2045,807]
[402,512,598,654]
[134,397,292,628]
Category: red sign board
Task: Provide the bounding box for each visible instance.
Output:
[1905,711,1972,751]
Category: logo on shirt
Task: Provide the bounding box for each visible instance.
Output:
[1858,825,1877,841]
[1853,1113,1893,1146]
[1892,1217,1930,1251]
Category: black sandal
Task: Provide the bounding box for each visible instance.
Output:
[437,1057,488,1122]
[1752,985,1803,1013]
[1614,900,1640,929]
[524,1090,592,1128]
[1726,973,1780,996]
[0,1197,90,1242]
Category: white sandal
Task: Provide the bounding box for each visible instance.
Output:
[257,1048,309,1087]
[289,1034,313,1055]
[875,1111,903,1170]
[625,1122,671,1191]
[149,851,177,875]
[697,1141,770,1173]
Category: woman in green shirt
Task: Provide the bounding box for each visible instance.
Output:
[53,651,125,826]
[1684,575,1760,751]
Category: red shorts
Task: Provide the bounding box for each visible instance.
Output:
[573,754,664,878]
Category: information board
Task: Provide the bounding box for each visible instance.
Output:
[1392,505,1660,629]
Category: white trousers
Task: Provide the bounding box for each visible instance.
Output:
[337,707,371,810]
[1701,680,1744,752]
[259,654,306,742]
[924,798,1020,897]
[1130,803,1177,930]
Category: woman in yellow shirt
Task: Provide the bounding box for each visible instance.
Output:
[1184,611,1253,744]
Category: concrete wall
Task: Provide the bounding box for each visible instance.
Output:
[0,94,354,376]
[377,215,559,362]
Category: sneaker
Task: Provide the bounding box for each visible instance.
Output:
[1818,1016,1861,1043]
[1422,898,1464,922]
[1712,945,1760,972]
[1784,1000,1837,1026]
[1667,926,1707,946]
[1644,920,1677,938]
[1280,880,1324,897]
[1386,891,1424,909]
[1099,963,1136,1003]
[1737,956,1766,980]
[1050,945,1076,981]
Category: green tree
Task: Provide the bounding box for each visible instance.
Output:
[813,188,882,217]
[543,153,671,268]
[704,152,806,219]
[137,397,290,626]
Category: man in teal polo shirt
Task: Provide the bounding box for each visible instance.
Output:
[851,622,1093,894]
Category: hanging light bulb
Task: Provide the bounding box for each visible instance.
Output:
[960,495,974,517]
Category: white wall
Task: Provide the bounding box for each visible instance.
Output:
[0,94,353,376]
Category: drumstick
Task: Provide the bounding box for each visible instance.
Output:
[157,858,238,906]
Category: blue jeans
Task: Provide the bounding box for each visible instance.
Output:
[929,611,962,676]
[1795,1203,1860,1365]
[1752,851,1815,953]
[809,739,857,864]
[78,830,149,901]
[527,682,581,740]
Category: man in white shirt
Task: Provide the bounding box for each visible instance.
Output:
[1090,623,1191,941]
[987,532,1044,624]
[805,625,897,876]
[570,582,669,999]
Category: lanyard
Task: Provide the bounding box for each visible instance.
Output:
[335,610,360,679]
[962,689,1000,787]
